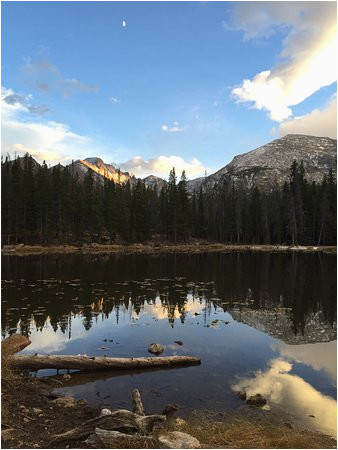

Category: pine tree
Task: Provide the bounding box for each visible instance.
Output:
[177,171,191,241]
[167,168,177,241]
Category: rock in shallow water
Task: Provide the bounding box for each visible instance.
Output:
[237,390,246,400]
[148,343,165,355]
[246,393,266,407]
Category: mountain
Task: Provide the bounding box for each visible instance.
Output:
[69,158,166,190]
[70,158,136,184]
[142,175,167,190]
[7,134,337,192]
[187,134,337,192]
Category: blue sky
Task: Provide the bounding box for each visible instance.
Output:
[1,1,337,179]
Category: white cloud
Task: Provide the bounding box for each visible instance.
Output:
[2,86,50,116]
[1,86,92,165]
[229,2,337,121]
[108,96,120,104]
[62,78,99,97]
[279,96,337,139]
[161,121,185,132]
[119,154,206,179]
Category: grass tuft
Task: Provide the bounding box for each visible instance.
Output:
[168,413,337,449]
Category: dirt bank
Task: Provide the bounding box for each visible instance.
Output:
[2,242,336,256]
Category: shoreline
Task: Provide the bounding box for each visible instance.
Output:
[2,242,337,256]
[2,369,336,449]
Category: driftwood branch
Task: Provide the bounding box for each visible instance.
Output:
[92,428,155,448]
[51,409,166,444]
[132,388,145,416]
[11,355,201,371]
[2,334,31,355]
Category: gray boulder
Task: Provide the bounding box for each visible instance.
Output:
[158,431,201,449]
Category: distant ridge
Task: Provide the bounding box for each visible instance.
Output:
[8,134,337,191]
[187,134,337,192]
[69,158,165,190]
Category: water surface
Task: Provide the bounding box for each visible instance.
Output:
[2,252,337,437]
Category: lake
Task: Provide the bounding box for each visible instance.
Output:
[2,252,337,437]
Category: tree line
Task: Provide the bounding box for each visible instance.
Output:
[1,154,336,246]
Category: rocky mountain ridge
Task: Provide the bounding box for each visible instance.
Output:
[187,134,337,192]
[8,134,337,191]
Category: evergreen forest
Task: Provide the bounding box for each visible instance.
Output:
[1,154,336,246]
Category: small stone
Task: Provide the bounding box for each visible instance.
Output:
[62,373,71,380]
[247,394,266,407]
[32,407,43,414]
[150,389,161,397]
[51,397,78,408]
[238,390,246,400]
[100,408,112,416]
[162,403,179,416]
[148,343,165,355]
[158,431,201,449]
[175,417,187,427]
[23,417,30,423]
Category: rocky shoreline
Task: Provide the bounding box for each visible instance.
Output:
[2,370,337,449]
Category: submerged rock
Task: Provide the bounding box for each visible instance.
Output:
[148,343,165,355]
[174,340,183,346]
[247,394,266,407]
[158,431,201,449]
[237,390,246,400]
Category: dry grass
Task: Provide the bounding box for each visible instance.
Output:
[168,415,337,449]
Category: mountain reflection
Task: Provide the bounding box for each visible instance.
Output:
[2,252,336,344]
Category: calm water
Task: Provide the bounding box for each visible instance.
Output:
[2,252,337,437]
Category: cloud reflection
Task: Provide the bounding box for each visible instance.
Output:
[20,317,87,353]
[277,340,337,383]
[232,358,337,438]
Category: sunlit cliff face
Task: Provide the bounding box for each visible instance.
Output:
[232,358,337,438]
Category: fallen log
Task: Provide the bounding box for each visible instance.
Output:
[11,355,201,371]
[1,334,31,355]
